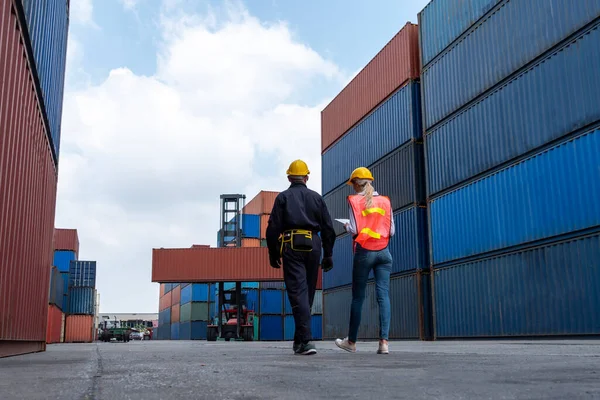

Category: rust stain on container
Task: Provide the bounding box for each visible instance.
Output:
[0,0,58,354]
[64,315,94,343]
[242,238,261,247]
[171,304,180,323]
[321,23,420,153]
[46,304,62,344]
[243,191,279,215]
[53,228,79,256]
[152,247,284,282]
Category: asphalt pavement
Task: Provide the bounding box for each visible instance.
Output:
[1,339,599,399]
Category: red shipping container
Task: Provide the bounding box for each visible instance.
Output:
[159,291,172,311]
[0,1,58,358]
[46,304,62,344]
[316,268,323,290]
[160,283,166,296]
[191,244,210,248]
[321,23,420,153]
[53,228,80,256]
[242,238,261,248]
[243,191,279,215]
[152,247,284,282]
[171,304,180,323]
[259,214,270,240]
[171,285,181,305]
[65,315,94,343]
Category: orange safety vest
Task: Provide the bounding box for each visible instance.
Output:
[347,194,392,251]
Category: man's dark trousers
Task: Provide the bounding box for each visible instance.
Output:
[282,234,321,343]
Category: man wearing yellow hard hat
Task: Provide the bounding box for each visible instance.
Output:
[266,159,336,356]
[334,166,395,355]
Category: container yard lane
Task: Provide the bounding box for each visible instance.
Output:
[1,340,599,399]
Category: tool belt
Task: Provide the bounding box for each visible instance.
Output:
[279,229,313,255]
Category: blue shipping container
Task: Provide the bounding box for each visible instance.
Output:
[19,0,69,162]
[260,281,285,290]
[418,0,502,67]
[284,291,292,315]
[159,308,171,325]
[323,272,428,340]
[311,315,323,340]
[321,82,422,194]
[239,214,261,238]
[61,294,69,314]
[422,0,600,130]
[68,287,95,315]
[180,322,191,340]
[69,261,97,288]
[158,324,171,340]
[259,315,283,341]
[260,289,283,315]
[325,207,428,290]
[430,127,600,265]
[180,321,208,340]
[53,250,76,272]
[324,141,426,236]
[284,315,295,341]
[48,266,65,309]
[171,323,180,340]
[426,21,600,196]
[180,283,209,304]
[244,289,259,312]
[433,232,600,338]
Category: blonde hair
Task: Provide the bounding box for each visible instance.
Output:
[354,178,374,208]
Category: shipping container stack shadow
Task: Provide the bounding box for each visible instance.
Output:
[321,22,434,342]
[418,0,600,339]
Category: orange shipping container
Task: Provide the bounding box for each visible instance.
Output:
[171,304,180,323]
[46,305,63,344]
[159,291,172,311]
[321,23,420,153]
[172,285,181,305]
[160,283,166,296]
[53,228,80,256]
[242,238,261,248]
[260,214,270,239]
[152,247,283,282]
[243,191,278,215]
[0,0,58,358]
[65,315,94,343]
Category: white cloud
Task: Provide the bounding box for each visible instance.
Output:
[70,0,98,28]
[120,0,138,11]
[57,4,341,313]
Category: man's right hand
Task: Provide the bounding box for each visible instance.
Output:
[269,254,281,269]
[322,256,333,272]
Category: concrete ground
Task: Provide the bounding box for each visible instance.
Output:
[1,340,599,399]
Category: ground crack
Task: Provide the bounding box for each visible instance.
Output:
[82,345,103,400]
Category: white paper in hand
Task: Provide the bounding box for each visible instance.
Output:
[334,219,350,225]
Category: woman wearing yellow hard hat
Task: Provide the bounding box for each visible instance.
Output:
[334,166,395,355]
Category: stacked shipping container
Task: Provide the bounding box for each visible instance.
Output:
[321,23,433,340]
[418,0,600,338]
[0,0,68,358]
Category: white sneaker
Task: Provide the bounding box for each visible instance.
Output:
[335,337,356,353]
[377,342,389,354]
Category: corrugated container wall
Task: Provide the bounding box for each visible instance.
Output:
[152,247,284,282]
[321,82,422,195]
[425,21,600,196]
[323,272,432,340]
[0,0,58,358]
[430,128,600,265]
[321,23,420,153]
[53,228,79,256]
[421,0,600,131]
[53,250,76,272]
[46,304,62,344]
[418,0,502,67]
[19,0,70,161]
[65,315,94,343]
[69,261,97,287]
[68,287,95,315]
[433,232,600,338]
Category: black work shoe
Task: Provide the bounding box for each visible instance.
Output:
[294,342,317,355]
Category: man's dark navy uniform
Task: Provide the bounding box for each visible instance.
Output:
[266,160,335,355]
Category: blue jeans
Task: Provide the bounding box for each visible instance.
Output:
[348,246,392,343]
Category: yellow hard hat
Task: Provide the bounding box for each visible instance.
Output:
[347,167,374,184]
[286,159,310,176]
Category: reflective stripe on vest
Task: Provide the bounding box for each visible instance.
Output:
[348,194,392,251]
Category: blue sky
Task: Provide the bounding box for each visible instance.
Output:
[60,0,430,313]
